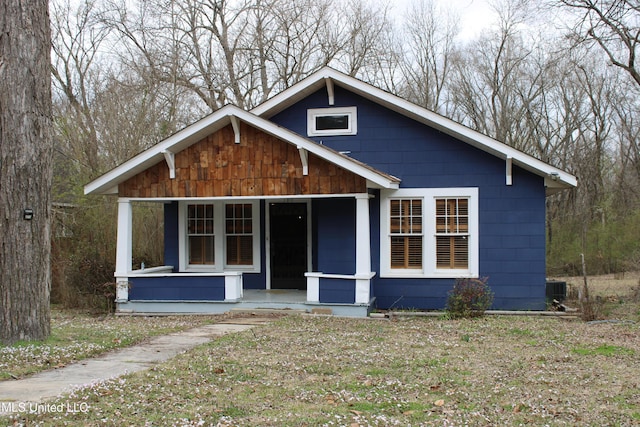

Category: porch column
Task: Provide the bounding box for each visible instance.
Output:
[355,193,372,304]
[114,199,133,302]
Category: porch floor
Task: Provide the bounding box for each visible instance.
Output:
[119,288,373,317]
[242,289,307,303]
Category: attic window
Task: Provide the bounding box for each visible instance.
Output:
[307,107,357,136]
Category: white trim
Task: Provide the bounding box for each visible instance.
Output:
[126,271,242,278]
[355,193,371,275]
[305,272,376,280]
[178,200,261,273]
[506,157,513,186]
[265,199,312,290]
[380,188,479,278]
[307,106,357,137]
[225,274,243,301]
[115,280,129,302]
[118,193,368,203]
[251,67,576,192]
[297,147,309,175]
[115,199,133,277]
[162,151,176,179]
[325,77,335,105]
[230,116,241,144]
[306,275,320,303]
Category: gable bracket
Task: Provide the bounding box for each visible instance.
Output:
[297,146,309,175]
[506,156,513,186]
[230,115,241,144]
[325,77,335,106]
[162,150,176,179]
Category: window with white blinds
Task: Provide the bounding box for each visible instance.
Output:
[380,188,478,278]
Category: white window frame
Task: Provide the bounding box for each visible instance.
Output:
[307,106,357,136]
[380,188,479,278]
[178,200,261,273]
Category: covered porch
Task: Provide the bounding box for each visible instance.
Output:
[113,193,378,317]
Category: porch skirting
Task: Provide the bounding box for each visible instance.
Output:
[115,269,376,317]
[116,294,375,317]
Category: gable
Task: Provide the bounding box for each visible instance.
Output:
[252,67,577,194]
[119,123,366,198]
[270,85,530,189]
[85,105,398,196]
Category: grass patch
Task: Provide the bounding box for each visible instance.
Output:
[0,309,219,380]
[572,344,635,357]
[2,314,639,426]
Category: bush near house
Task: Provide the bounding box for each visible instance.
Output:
[446,277,494,318]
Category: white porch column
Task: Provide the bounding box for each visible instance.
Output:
[306,274,320,303]
[224,272,244,301]
[114,199,133,302]
[355,193,372,304]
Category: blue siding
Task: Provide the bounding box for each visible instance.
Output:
[129,276,225,301]
[313,198,356,275]
[272,86,547,311]
[155,201,267,296]
[164,202,179,271]
[318,278,355,304]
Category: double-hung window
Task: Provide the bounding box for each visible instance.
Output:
[225,203,253,266]
[381,188,478,278]
[180,201,260,272]
[187,204,215,265]
[390,199,423,269]
[436,198,469,269]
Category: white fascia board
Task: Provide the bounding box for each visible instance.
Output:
[332,72,577,189]
[250,69,331,118]
[251,67,577,190]
[84,107,238,195]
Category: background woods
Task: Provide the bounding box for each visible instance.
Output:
[50,0,640,308]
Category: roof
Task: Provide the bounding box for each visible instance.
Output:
[251,67,577,193]
[84,105,400,195]
[86,67,576,196]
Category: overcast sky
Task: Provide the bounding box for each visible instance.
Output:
[389,0,496,40]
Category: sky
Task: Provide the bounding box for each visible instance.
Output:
[389,0,496,40]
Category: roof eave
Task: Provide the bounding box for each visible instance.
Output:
[85,104,400,195]
[251,67,577,191]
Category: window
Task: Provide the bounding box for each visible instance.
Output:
[307,107,357,136]
[390,199,423,269]
[380,188,478,278]
[225,203,253,265]
[187,204,215,265]
[436,198,469,269]
[179,201,260,272]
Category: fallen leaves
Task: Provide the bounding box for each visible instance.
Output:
[4,313,640,426]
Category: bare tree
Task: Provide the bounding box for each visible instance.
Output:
[560,0,640,87]
[51,0,109,173]
[450,1,535,147]
[0,0,53,343]
[399,0,460,114]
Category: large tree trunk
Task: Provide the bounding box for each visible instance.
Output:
[0,0,53,343]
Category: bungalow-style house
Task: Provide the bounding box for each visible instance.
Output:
[85,67,577,316]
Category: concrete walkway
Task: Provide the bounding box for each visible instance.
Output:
[0,317,271,412]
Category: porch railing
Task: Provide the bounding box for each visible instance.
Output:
[115,268,243,302]
[305,272,375,304]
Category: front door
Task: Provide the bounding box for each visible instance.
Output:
[269,203,308,289]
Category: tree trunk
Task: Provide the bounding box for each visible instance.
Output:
[0,0,53,343]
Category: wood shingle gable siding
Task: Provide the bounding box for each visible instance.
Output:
[119,123,366,198]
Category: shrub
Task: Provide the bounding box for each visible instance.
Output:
[446,277,493,319]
